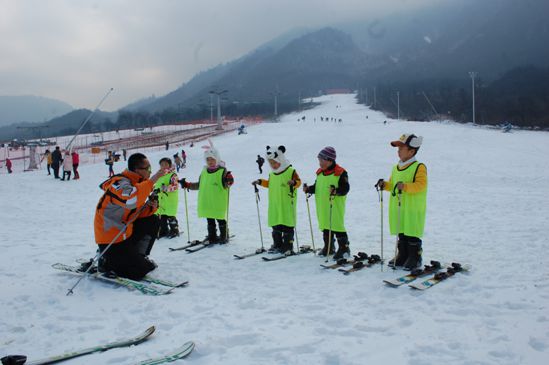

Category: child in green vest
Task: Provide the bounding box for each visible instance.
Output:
[376,134,427,270]
[181,145,234,243]
[154,157,180,239]
[303,146,350,259]
[252,146,301,255]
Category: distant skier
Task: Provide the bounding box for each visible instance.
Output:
[51,146,62,179]
[173,153,183,172]
[122,149,127,161]
[61,151,72,181]
[303,147,350,259]
[43,149,52,175]
[375,134,427,270]
[180,144,234,244]
[71,150,80,179]
[5,157,12,174]
[253,146,301,255]
[165,141,169,151]
[256,154,265,174]
[94,153,168,280]
[155,157,180,239]
[105,151,115,177]
[181,149,187,166]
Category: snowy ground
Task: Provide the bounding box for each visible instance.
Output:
[1,94,548,364]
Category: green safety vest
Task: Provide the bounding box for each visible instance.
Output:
[315,171,346,232]
[388,161,427,238]
[267,167,297,227]
[154,172,179,217]
[197,168,228,220]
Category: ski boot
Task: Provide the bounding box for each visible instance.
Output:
[167,217,180,239]
[269,229,283,253]
[403,241,422,270]
[333,236,350,260]
[388,238,408,268]
[218,221,228,244]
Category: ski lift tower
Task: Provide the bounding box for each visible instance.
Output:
[17,125,50,170]
[209,89,228,130]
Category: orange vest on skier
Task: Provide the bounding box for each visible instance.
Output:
[94,170,157,244]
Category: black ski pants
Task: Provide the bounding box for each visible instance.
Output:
[98,215,159,280]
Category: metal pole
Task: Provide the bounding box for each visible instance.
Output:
[305,192,316,254]
[184,188,191,243]
[254,185,265,250]
[397,91,400,121]
[469,72,477,124]
[65,88,114,151]
[210,94,213,122]
[325,193,335,263]
[216,94,222,130]
[274,94,278,117]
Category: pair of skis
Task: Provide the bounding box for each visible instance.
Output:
[261,245,316,261]
[319,252,382,275]
[52,263,188,296]
[384,262,470,290]
[170,235,235,254]
[1,326,194,365]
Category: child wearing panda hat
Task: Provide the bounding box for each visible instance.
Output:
[181,144,234,243]
[303,146,351,259]
[252,145,301,255]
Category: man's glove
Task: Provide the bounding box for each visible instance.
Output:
[375,179,385,189]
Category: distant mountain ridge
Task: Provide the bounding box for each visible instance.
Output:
[0,95,73,126]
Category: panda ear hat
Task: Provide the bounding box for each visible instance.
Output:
[265,145,290,172]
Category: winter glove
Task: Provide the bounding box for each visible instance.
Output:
[375,179,385,189]
[178,178,189,189]
[225,171,234,187]
[287,179,296,187]
[329,185,337,196]
[251,179,261,186]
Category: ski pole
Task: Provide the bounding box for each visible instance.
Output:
[66,191,157,296]
[305,190,316,254]
[225,186,231,242]
[376,183,384,271]
[325,188,335,263]
[183,187,191,243]
[392,182,403,271]
[254,184,265,251]
[65,88,114,151]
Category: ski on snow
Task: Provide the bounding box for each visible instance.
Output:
[383,260,443,287]
[135,341,195,365]
[168,238,208,252]
[185,234,236,253]
[320,252,369,269]
[233,247,266,260]
[74,259,188,288]
[408,262,471,290]
[52,264,186,296]
[1,326,155,365]
[261,245,315,261]
[338,254,382,275]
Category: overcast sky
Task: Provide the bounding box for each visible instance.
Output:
[0,0,436,111]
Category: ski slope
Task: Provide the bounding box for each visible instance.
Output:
[1,94,548,364]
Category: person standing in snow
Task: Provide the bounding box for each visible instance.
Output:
[375,134,427,270]
[43,149,52,175]
[256,154,265,174]
[5,157,12,174]
[253,146,301,255]
[180,144,234,244]
[61,151,73,181]
[303,147,350,259]
[51,146,62,179]
[155,157,180,239]
[94,153,168,280]
[181,149,187,167]
[173,153,183,172]
[71,150,80,179]
[105,151,115,177]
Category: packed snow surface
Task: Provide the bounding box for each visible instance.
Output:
[1,94,548,364]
